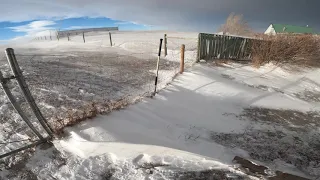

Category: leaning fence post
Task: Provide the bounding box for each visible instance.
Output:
[164,34,167,56]
[83,32,85,43]
[0,71,44,140]
[109,32,113,46]
[180,44,185,74]
[5,48,54,137]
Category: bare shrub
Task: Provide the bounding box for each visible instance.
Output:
[251,34,320,67]
[218,13,252,36]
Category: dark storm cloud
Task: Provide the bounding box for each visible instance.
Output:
[1,0,319,32]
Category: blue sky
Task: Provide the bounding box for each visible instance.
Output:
[0,17,152,41]
[0,0,318,41]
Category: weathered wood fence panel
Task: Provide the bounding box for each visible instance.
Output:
[197,33,254,62]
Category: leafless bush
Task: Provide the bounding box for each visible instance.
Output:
[251,34,320,67]
[218,13,252,36]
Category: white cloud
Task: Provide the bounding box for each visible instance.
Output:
[5,20,58,42]
[114,21,142,25]
[114,21,132,25]
[9,20,56,36]
[0,0,318,32]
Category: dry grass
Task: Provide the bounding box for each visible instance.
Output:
[50,96,143,135]
[251,34,320,67]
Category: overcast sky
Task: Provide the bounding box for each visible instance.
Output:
[0,0,319,40]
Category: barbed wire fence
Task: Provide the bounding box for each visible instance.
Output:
[0,31,199,162]
[0,55,38,163]
[0,52,52,165]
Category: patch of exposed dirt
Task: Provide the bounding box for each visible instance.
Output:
[221,74,235,80]
[225,107,320,128]
[163,169,246,180]
[218,107,320,177]
[211,129,320,177]
[295,90,320,103]
[104,165,248,180]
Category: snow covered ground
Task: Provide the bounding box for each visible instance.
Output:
[0,31,197,156]
[1,31,320,179]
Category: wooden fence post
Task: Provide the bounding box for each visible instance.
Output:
[196,33,201,62]
[109,32,113,46]
[241,39,247,58]
[180,44,185,74]
[5,48,54,136]
[164,34,167,56]
[83,32,85,43]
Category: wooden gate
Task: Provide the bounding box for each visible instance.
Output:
[197,33,254,62]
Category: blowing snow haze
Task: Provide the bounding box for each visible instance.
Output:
[1,0,320,179]
[0,0,319,40]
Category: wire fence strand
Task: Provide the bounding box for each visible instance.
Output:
[0,31,198,159]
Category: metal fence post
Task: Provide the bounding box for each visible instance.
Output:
[0,71,44,140]
[5,48,54,137]
[154,39,163,95]
[109,32,113,46]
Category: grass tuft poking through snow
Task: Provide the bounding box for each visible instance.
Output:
[51,96,146,135]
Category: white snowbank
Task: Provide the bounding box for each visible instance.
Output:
[1,31,319,179]
[52,63,319,179]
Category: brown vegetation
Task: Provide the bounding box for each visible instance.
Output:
[218,13,252,36]
[50,96,143,135]
[251,34,320,67]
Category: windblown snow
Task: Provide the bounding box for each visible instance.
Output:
[1,31,320,180]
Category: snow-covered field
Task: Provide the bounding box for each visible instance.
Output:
[0,31,197,156]
[1,31,320,179]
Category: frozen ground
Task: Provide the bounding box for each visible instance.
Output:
[1,31,320,179]
[0,31,198,156]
